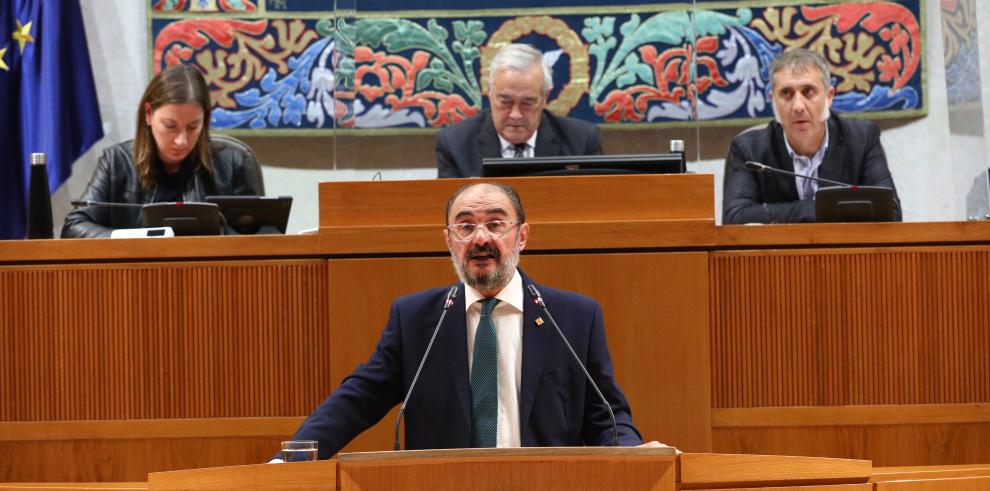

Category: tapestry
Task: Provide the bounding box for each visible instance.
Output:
[150,0,926,133]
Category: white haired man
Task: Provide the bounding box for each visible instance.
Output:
[436,44,603,178]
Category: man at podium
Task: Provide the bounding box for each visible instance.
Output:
[288,182,645,459]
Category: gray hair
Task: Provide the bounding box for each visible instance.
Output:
[487,43,553,96]
[769,48,832,91]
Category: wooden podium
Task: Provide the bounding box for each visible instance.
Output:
[145,450,883,491]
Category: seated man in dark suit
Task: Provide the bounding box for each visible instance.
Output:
[436,44,602,178]
[287,182,665,459]
[722,48,900,224]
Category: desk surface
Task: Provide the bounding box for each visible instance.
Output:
[3,220,990,265]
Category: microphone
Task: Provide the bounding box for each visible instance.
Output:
[743,161,852,188]
[393,285,459,451]
[71,199,143,208]
[526,284,618,447]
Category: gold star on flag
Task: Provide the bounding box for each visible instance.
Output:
[0,45,8,71]
[12,20,33,54]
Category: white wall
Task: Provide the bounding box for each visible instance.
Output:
[57,1,990,233]
[54,1,147,232]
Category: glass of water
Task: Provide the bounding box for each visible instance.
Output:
[281,440,318,462]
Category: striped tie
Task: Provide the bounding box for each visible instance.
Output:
[470,297,500,447]
[513,143,527,158]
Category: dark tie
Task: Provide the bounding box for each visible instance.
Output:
[512,143,527,158]
[470,298,500,447]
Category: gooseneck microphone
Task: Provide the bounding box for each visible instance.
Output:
[393,285,459,451]
[743,161,852,188]
[70,200,143,208]
[526,284,619,447]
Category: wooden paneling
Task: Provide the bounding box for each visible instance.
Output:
[0,484,146,490]
[875,477,990,490]
[318,220,715,254]
[710,248,990,409]
[328,251,712,454]
[712,404,990,427]
[717,221,990,248]
[0,436,284,482]
[0,260,331,421]
[0,235,320,265]
[148,461,336,491]
[678,453,871,490]
[317,175,717,254]
[319,175,715,228]
[338,448,676,491]
[0,417,303,441]
[0,418,303,482]
[713,423,990,466]
[692,486,869,491]
[872,464,990,481]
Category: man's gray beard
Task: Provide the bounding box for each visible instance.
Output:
[449,238,521,293]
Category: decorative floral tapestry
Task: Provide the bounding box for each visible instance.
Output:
[150,0,926,133]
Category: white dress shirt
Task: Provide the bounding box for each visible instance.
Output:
[498,132,537,159]
[784,126,830,200]
[463,269,524,447]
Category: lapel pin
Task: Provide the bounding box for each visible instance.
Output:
[535,317,544,327]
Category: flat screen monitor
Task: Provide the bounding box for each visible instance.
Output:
[141,202,221,236]
[815,186,900,222]
[481,153,685,177]
[205,195,293,235]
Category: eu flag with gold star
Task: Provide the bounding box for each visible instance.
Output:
[0,0,103,239]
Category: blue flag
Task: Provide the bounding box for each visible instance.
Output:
[0,0,103,239]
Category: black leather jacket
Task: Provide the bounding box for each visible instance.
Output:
[61,139,262,238]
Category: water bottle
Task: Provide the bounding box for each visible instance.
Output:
[26,152,53,239]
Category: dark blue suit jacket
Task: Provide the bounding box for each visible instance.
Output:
[292,272,642,459]
[435,109,603,178]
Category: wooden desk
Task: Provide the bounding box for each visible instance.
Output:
[2,176,990,482]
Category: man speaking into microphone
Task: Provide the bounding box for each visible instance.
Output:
[722,48,900,224]
[287,182,658,459]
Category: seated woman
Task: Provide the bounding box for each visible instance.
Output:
[62,64,262,238]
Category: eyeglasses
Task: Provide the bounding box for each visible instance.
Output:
[446,220,518,241]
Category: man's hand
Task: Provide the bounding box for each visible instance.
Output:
[636,441,681,453]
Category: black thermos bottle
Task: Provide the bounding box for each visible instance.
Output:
[26,152,53,239]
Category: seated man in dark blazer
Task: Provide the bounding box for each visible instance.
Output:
[287,182,664,459]
[436,44,602,178]
[722,48,900,224]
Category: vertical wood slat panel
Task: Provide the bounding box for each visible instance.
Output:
[0,260,330,421]
[710,249,990,408]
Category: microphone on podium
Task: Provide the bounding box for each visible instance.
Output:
[393,285,459,451]
[743,161,853,188]
[71,199,143,208]
[743,161,900,222]
[526,284,619,447]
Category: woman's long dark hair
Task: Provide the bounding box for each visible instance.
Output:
[133,64,212,190]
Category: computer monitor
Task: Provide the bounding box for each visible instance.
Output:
[141,202,221,236]
[481,153,685,177]
[205,195,292,235]
[815,186,900,222]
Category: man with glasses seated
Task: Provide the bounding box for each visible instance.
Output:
[287,182,658,459]
[436,44,603,178]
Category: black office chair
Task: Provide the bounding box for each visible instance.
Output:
[211,133,265,195]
